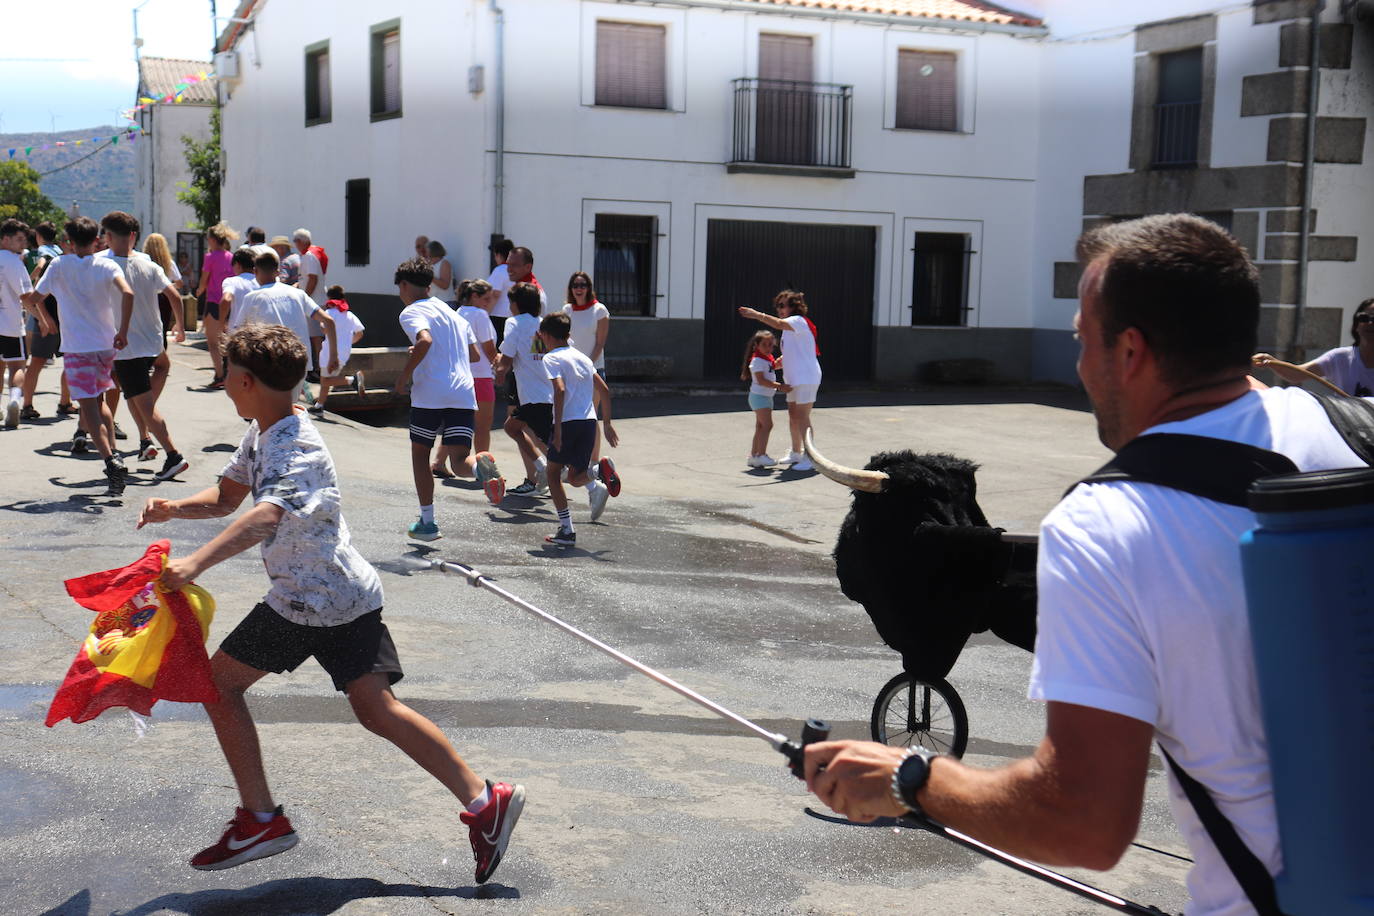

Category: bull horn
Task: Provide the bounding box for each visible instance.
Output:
[804,429,888,493]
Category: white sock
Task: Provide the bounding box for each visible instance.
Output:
[419,504,435,524]
[467,784,491,812]
[252,809,276,823]
[535,457,546,474]
[584,480,597,492]
[8,387,18,404]
[557,507,574,533]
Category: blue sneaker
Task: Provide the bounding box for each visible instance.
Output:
[407,518,442,541]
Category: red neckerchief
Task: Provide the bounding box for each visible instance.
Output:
[800,316,820,355]
[325,297,350,312]
[750,350,776,368]
[571,297,599,313]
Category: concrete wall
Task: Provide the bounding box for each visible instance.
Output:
[134,103,214,240]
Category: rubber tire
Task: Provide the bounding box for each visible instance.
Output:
[870,673,969,758]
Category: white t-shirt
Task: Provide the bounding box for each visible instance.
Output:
[220,411,383,627]
[163,259,182,285]
[221,273,260,330]
[0,249,34,338]
[543,345,597,422]
[458,305,496,380]
[779,315,822,386]
[1030,387,1363,916]
[398,296,477,410]
[748,355,778,397]
[562,301,610,369]
[234,281,322,369]
[498,312,552,405]
[1311,345,1374,397]
[487,264,511,318]
[320,306,365,373]
[106,254,173,360]
[297,249,325,304]
[34,253,125,354]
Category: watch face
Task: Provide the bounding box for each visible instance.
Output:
[899,752,930,789]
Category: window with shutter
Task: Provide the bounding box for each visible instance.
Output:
[895,49,958,132]
[756,33,816,165]
[345,179,370,267]
[595,21,667,109]
[370,20,402,120]
[305,42,330,125]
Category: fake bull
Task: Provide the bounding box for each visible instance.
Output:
[805,431,1038,680]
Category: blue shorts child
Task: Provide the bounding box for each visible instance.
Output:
[547,418,596,470]
[748,393,774,411]
[409,407,475,446]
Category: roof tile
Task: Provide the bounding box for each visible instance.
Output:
[742,0,1041,27]
[137,57,217,105]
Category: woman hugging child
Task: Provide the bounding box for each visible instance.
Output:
[741,330,790,467]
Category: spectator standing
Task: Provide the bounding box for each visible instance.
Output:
[270,236,300,287]
[293,228,327,381]
[740,330,790,467]
[243,226,272,259]
[414,235,429,261]
[426,240,454,298]
[738,290,821,472]
[1255,297,1374,397]
[195,222,239,389]
[22,216,136,495]
[486,238,515,338]
[562,271,611,465]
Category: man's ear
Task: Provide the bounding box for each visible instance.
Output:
[1116,326,1152,382]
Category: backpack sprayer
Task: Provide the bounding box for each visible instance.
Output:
[413,557,1174,915]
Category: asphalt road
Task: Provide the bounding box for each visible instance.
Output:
[0,347,1192,916]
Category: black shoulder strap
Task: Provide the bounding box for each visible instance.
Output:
[1161,749,1290,916]
[1310,389,1374,466]
[1068,433,1299,506]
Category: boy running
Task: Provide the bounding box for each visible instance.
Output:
[234,251,338,399]
[22,216,135,495]
[393,258,503,540]
[495,283,553,496]
[137,324,524,881]
[219,248,259,330]
[100,212,190,481]
[537,313,618,548]
[0,219,35,428]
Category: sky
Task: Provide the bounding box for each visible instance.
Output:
[0,0,220,135]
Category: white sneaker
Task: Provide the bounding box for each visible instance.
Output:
[588,480,609,521]
[756,454,777,467]
[791,458,815,472]
[776,451,800,465]
[534,461,549,495]
[5,397,19,429]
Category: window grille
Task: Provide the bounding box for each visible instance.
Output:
[592,214,658,316]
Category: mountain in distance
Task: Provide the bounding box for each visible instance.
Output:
[1,125,136,218]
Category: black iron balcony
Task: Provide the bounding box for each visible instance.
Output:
[729,78,854,177]
[1152,100,1202,169]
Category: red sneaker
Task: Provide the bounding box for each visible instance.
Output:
[190,806,299,871]
[459,780,525,884]
[597,457,621,497]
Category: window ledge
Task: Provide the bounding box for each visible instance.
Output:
[726,162,855,179]
[587,102,678,113]
[305,116,332,128]
[887,126,970,135]
[370,109,402,123]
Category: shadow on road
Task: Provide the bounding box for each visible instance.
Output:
[43,878,520,916]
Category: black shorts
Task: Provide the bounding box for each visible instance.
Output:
[512,401,553,445]
[0,335,25,362]
[113,356,157,398]
[219,603,403,693]
[409,406,474,447]
[548,419,596,469]
[31,331,60,360]
[203,299,221,321]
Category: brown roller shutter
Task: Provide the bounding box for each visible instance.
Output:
[896,49,957,131]
[759,33,813,82]
[596,21,667,109]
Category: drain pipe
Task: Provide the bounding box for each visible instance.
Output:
[1291,0,1325,361]
[488,0,506,239]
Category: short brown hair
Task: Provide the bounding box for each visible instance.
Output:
[65,217,99,247]
[539,311,571,341]
[509,282,542,316]
[100,211,140,238]
[394,257,433,288]
[773,289,807,315]
[1076,213,1259,386]
[253,250,280,273]
[222,324,307,391]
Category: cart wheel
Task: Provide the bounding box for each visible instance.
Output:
[870,673,969,758]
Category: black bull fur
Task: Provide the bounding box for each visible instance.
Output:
[832,450,1038,680]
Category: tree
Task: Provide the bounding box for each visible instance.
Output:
[0,160,66,227]
[176,107,221,229]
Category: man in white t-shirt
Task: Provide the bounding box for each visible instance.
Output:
[392,258,484,542]
[0,218,36,428]
[485,238,515,332]
[802,214,1365,916]
[234,251,338,393]
[293,228,326,379]
[101,211,190,483]
[24,216,135,495]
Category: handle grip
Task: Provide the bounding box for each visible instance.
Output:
[781,717,831,778]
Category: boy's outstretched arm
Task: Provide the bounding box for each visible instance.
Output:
[139,478,283,589]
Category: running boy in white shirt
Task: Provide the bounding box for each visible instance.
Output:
[393,258,501,540]
[219,248,259,330]
[0,219,36,428]
[137,323,524,882]
[23,216,136,495]
[235,251,339,400]
[309,284,366,416]
[494,283,553,497]
[537,313,618,548]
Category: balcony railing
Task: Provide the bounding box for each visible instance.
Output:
[731,78,853,171]
[1152,100,1201,169]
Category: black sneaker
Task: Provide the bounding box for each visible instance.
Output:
[306,369,321,384]
[104,464,128,497]
[138,439,158,461]
[113,423,129,441]
[72,430,90,454]
[544,528,576,548]
[156,452,189,481]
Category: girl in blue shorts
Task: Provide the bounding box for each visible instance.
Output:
[741,330,790,467]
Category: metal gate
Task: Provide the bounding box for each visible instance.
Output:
[703,219,875,381]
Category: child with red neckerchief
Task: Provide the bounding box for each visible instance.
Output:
[740,330,791,467]
[309,284,366,416]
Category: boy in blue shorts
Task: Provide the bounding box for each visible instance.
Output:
[138,323,523,882]
[537,312,619,547]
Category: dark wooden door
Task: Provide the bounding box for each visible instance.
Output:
[704,219,875,381]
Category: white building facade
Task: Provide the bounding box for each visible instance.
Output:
[133,58,217,250]
[214,0,1373,384]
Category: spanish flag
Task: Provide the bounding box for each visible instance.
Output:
[46,541,218,727]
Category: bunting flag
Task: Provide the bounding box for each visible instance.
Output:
[46,540,218,727]
[6,126,144,161]
[121,69,216,122]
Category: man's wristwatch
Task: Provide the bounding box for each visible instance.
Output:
[891,745,940,816]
